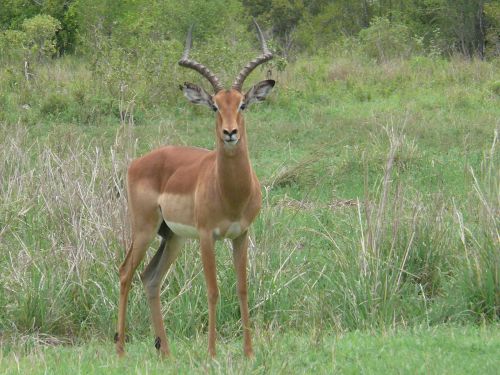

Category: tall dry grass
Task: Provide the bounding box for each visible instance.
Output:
[0,51,498,348]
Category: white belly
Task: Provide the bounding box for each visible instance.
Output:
[165,221,244,240]
[165,221,199,239]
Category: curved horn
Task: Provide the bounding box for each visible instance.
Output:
[178,25,224,93]
[232,19,273,91]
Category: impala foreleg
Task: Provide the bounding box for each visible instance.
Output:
[200,233,218,358]
[232,231,253,358]
[140,232,184,357]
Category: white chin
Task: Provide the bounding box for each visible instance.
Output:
[223,139,239,148]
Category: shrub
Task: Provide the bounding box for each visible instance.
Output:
[484,3,500,58]
[22,14,62,61]
[0,30,27,63]
[359,17,420,62]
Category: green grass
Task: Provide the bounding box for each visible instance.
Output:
[1,326,499,374]
[0,51,499,370]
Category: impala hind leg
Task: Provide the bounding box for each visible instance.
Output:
[232,232,253,357]
[140,228,185,357]
[116,212,160,357]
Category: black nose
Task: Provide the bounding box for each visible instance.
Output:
[223,129,238,136]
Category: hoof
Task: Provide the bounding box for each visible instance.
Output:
[155,337,171,358]
[113,333,130,343]
[116,345,125,358]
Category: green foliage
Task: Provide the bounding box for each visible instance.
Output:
[69,0,264,109]
[243,0,304,34]
[359,17,420,62]
[0,29,26,61]
[0,14,61,71]
[44,0,79,53]
[0,0,78,54]
[268,0,304,37]
[257,0,494,58]
[484,2,500,57]
[21,14,61,60]
[398,0,490,58]
[294,1,370,52]
[1,0,498,59]
[73,0,245,51]
[0,0,40,30]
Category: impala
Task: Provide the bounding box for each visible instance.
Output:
[115,20,275,358]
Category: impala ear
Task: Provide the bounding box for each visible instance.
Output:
[244,80,275,107]
[180,82,216,110]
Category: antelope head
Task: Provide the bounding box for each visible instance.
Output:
[179,20,275,150]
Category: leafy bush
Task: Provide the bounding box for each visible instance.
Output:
[484,2,500,58]
[0,30,26,62]
[359,17,421,62]
[22,15,62,61]
[0,14,61,67]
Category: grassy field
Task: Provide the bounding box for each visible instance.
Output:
[1,326,499,374]
[0,51,499,372]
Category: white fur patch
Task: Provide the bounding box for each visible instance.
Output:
[225,222,242,239]
[165,221,243,240]
[166,221,199,239]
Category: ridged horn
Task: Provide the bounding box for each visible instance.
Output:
[232,19,273,91]
[178,25,224,93]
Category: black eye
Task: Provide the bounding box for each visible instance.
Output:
[240,103,246,111]
[212,105,218,112]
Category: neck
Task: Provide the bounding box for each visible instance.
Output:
[215,121,253,212]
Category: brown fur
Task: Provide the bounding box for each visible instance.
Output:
[116,89,261,358]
